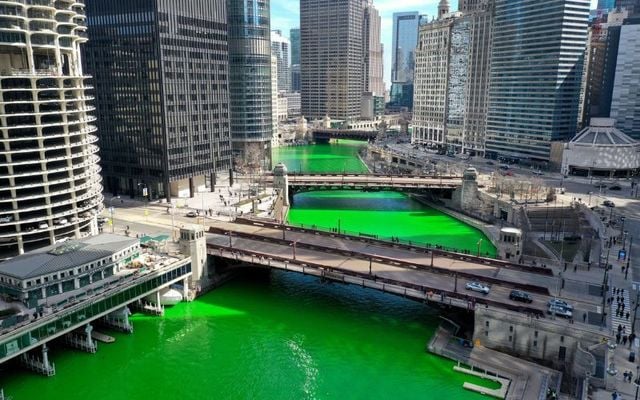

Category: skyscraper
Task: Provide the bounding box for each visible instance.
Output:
[271,30,291,92]
[616,0,640,14]
[227,0,273,168]
[610,18,640,139]
[290,28,300,66]
[290,28,301,92]
[390,12,420,110]
[597,0,616,10]
[363,1,384,97]
[0,1,103,257]
[271,55,279,148]
[85,0,232,200]
[301,0,364,120]
[485,0,590,161]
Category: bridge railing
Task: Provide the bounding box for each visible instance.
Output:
[207,243,546,317]
[209,226,550,296]
[231,217,553,277]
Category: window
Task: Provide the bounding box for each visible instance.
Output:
[534,331,538,338]
[509,326,513,332]
[560,336,564,343]
[508,335,512,342]
[558,346,566,361]
[533,340,538,347]
[485,321,489,327]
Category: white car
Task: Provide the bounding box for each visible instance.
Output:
[53,218,68,226]
[548,304,572,319]
[465,281,490,295]
[0,216,12,223]
[38,222,49,230]
[548,299,573,311]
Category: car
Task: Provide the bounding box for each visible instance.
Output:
[548,298,573,311]
[53,218,68,226]
[25,226,36,232]
[0,216,12,223]
[609,185,622,191]
[509,290,533,303]
[38,222,49,229]
[70,216,78,223]
[532,170,544,176]
[186,211,198,218]
[548,304,573,318]
[486,161,495,165]
[56,237,70,244]
[97,216,108,224]
[603,200,615,208]
[465,281,490,294]
[499,165,510,170]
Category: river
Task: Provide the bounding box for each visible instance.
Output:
[1,141,499,399]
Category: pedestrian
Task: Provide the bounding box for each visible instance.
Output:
[623,335,628,346]
[619,324,624,333]
[617,332,621,343]
[630,370,634,383]
[623,326,627,334]
[624,371,629,382]
[627,312,631,320]
[583,313,587,323]
[574,264,577,272]
[622,304,626,313]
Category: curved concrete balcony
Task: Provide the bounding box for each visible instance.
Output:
[0,95,94,105]
[0,134,98,155]
[3,115,95,130]
[0,178,100,207]
[0,165,101,196]
[1,124,97,142]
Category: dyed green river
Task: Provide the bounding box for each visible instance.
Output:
[1,141,500,399]
[2,272,499,400]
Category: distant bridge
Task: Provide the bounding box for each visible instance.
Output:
[263,173,464,191]
[312,129,378,142]
[206,220,558,317]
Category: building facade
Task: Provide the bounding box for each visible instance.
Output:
[412,0,493,155]
[485,0,590,162]
[300,0,364,120]
[271,55,279,149]
[290,28,300,65]
[271,30,290,92]
[390,12,420,110]
[85,0,231,200]
[0,0,103,258]
[616,0,640,14]
[363,1,384,96]
[610,18,640,139]
[227,0,273,169]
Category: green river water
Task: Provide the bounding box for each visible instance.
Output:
[2,141,499,399]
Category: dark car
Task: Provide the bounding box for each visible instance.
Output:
[603,200,615,208]
[486,161,495,165]
[609,185,622,191]
[509,290,533,303]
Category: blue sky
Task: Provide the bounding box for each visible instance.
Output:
[272,0,599,89]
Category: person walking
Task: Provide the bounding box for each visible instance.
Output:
[583,313,587,323]
[623,335,628,346]
[617,332,621,343]
[626,312,630,320]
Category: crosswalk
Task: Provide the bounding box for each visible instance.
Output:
[611,287,632,337]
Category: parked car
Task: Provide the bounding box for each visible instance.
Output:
[486,161,495,165]
[603,200,615,208]
[70,216,78,223]
[509,290,533,303]
[532,170,544,176]
[609,185,622,191]
[0,216,12,223]
[53,218,68,226]
[465,281,490,294]
[548,304,573,318]
[186,211,198,218]
[38,222,49,230]
[499,165,510,170]
[56,237,70,244]
[548,298,573,311]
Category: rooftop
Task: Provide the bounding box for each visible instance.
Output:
[0,234,138,280]
[570,118,638,147]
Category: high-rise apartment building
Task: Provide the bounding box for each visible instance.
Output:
[291,64,301,92]
[610,18,640,139]
[485,0,590,161]
[271,55,279,148]
[85,0,231,200]
[412,0,493,155]
[363,1,384,97]
[300,0,364,120]
[271,30,290,92]
[0,0,103,258]
[227,0,273,169]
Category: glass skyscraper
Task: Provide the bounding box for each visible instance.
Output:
[227,0,273,169]
[485,0,590,162]
[390,12,420,110]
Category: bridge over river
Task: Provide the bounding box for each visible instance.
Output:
[263,173,464,190]
[205,220,601,319]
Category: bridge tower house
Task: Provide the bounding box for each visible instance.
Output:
[180,225,209,294]
[453,167,479,210]
[273,163,290,207]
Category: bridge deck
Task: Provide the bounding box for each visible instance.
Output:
[206,221,602,320]
[263,174,463,188]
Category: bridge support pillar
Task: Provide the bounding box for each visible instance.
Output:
[273,163,289,207]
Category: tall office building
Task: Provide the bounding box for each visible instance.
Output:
[290,28,300,65]
[610,18,640,139]
[290,28,300,92]
[271,55,279,148]
[363,1,384,96]
[616,0,640,14]
[301,0,364,120]
[227,0,273,168]
[485,0,590,161]
[578,9,626,128]
[85,0,231,200]
[412,0,493,155]
[271,30,290,92]
[0,0,103,258]
[597,0,616,10]
[389,12,420,110]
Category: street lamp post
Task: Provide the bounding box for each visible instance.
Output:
[626,236,633,281]
[109,195,120,233]
[477,238,483,257]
